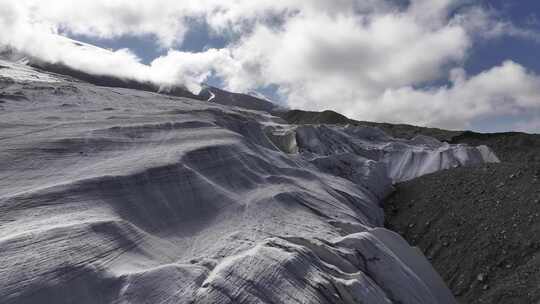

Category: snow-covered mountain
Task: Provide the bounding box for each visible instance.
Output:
[199,85,283,113]
[0,57,498,303]
[0,36,280,113]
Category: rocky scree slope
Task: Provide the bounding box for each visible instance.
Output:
[385,163,540,304]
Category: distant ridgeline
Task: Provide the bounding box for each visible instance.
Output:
[278,109,540,163]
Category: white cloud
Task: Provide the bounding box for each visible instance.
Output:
[149,48,234,93]
[219,10,471,91]
[12,0,201,47]
[372,61,540,129]
[0,0,231,93]
[1,0,540,132]
[453,6,540,42]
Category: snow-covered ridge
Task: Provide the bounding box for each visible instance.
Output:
[0,59,66,83]
[1,36,281,113]
[0,61,497,303]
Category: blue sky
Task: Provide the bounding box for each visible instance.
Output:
[467,1,540,75]
[3,0,540,133]
[461,0,540,132]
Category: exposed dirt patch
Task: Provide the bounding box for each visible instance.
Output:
[384,163,540,304]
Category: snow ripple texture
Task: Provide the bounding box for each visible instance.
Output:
[0,61,498,304]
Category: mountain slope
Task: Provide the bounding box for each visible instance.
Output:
[1,37,278,113]
[199,85,281,113]
[385,163,540,303]
[0,59,501,304]
[278,109,540,163]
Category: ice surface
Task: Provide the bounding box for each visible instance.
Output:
[295,125,499,182]
[0,60,65,83]
[0,61,497,303]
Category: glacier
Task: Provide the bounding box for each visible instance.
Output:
[0,60,498,304]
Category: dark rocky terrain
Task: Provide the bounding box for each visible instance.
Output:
[449,132,540,164]
[385,163,540,303]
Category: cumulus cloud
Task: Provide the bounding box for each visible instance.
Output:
[1,0,539,132]
[453,6,540,42]
[373,61,540,129]
[0,0,234,93]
